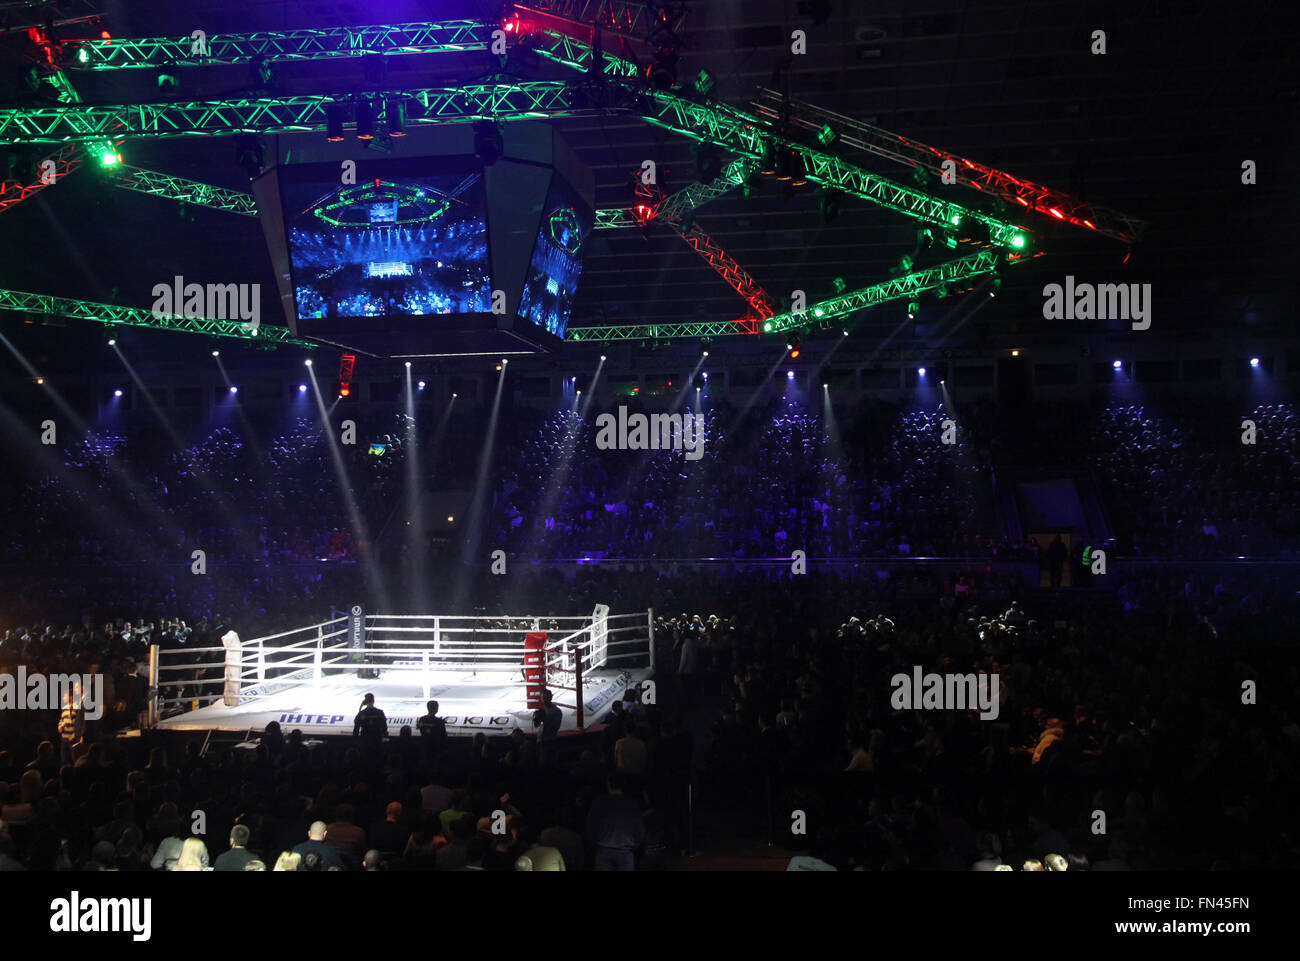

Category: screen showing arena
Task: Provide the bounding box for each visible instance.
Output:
[517,180,592,339]
[281,163,492,321]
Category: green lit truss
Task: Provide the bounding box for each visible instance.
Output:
[0,9,1046,344]
[566,249,1017,342]
[0,82,1030,249]
[0,290,312,346]
[109,165,258,216]
[65,20,640,78]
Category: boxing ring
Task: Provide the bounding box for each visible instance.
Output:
[148,606,655,737]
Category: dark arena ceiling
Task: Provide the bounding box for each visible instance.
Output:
[1,0,1298,374]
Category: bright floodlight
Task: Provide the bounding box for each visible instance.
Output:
[211,350,219,357]
[600,354,606,361]
[702,350,709,357]
[107,338,116,346]
[787,370,794,379]
[304,359,312,367]
[702,372,708,379]
[229,386,238,393]
[298,384,307,392]
[1113,359,1122,369]
[1250,357,1260,368]
[113,389,122,397]
[405,361,411,368]
[417,380,426,389]
[917,367,926,376]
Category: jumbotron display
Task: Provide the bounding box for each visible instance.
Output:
[282,169,491,321]
[517,180,592,339]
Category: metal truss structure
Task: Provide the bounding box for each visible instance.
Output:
[0,82,1031,249]
[677,222,776,319]
[0,140,80,213]
[0,0,102,36]
[0,289,310,345]
[0,4,1139,344]
[67,21,492,69]
[752,89,1146,244]
[107,165,258,215]
[567,249,1015,342]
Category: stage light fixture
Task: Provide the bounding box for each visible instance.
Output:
[763,321,774,332]
[35,377,44,385]
[325,103,345,141]
[1250,357,1260,368]
[113,389,123,397]
[693,69,715,97]
[304,359,313,367]
[211,349,219,357]
[1011,349,1020,357]
[694,143,722,183]
[820,189,841,224]
[647,53,678,90]
[156,71,178,93]
[816,123,837,146]
[1112,360,1122,369]
[229,386,238,394]
[787,370,794,379]
[107,338,116,346]
[600,354,607,361]
[298,384,307,392]
[702,350,709,357]
[917,367,926,376]
[474,121,504,165]
[355,100,375,140]
[234,134,264,179]
[340,386,351,397]
[250,54,273,88]
[417,380,426,390]
[405,361,412,368]
[907,301,919,319]
[98,149,122,168]
[759,144,777,175]
[386,98,406,136]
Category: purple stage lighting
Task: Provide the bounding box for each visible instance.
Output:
[298,384,307,392]
[1113,359,1123,369]
[917,367,926,376]
[787,370,794,379]
[113,389,122,397]
[1250,357,1260,368]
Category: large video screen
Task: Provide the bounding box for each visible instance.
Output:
[281,162,492,320]
[516,179,592,339]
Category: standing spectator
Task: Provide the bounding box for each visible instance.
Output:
[587,774,644,871]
